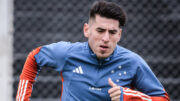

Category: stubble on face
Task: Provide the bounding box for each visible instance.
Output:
[86,15,122,59]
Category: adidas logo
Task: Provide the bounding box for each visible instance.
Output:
[72,66,84,74]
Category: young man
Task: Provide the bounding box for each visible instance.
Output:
[16,1,170,101]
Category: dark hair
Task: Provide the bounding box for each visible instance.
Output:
[89,1,126,27]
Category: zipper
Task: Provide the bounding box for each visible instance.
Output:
[99,59,103,67]
[94,59,103,85]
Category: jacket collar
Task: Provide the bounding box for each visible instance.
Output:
[85,42,117,62]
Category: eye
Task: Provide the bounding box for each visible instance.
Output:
[97,30,104,33]
[96,28,105,33]
[109,30,117,35]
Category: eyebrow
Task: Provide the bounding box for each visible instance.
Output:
[96,27,106,31]
[96,27,118,32]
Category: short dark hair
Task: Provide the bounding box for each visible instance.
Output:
[89,1,126,27]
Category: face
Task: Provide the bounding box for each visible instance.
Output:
[84,15,122,59]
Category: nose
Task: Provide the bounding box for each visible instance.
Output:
[102,32,110,42]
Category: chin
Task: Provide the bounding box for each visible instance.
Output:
[96,54,110,59]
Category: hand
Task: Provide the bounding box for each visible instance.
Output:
[108,78,121,101]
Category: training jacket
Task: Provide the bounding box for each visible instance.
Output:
[16,41,169,101]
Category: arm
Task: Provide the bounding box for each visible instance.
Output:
[16,47,41,101]
[16,41,71,101]
[108,78,170,101]
[108,54,170,101]
[121,86,169,101]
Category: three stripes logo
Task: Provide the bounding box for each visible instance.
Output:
[72,66,84,74]
[16,80,29,101]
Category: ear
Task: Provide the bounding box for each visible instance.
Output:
[83,23,89,38]
[117,28,122,42]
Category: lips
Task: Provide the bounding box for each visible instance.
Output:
[100,45,108,48]
[99,45,109,51]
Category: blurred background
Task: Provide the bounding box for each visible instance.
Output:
[0,0,179,101]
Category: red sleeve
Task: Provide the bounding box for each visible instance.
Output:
[16,47,41,101]
[122,87,170,101]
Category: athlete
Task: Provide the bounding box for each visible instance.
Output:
[16,1,170,101]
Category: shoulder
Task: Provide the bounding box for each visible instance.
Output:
[115,45,146,65]
[116,46,140,60]
[44,41,72,50]
[68,42,88,52]
[43,41,86,51]
[41,41,87,55]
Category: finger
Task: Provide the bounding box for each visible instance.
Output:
[111,95,120,101]
[109,88,121,98]
[108,86,120,94]
[108,78,117,87]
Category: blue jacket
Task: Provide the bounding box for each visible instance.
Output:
[34,41,166,101]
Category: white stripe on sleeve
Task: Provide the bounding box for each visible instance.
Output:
[18,80,25,101]
[21,80,29,101]
[124,92,152,101]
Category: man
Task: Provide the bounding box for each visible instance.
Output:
[16,1,170,101]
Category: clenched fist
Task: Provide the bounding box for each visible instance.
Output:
[108,78,122,101]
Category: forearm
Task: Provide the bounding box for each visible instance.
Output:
[122,87,170,101]
[16,47,41,101]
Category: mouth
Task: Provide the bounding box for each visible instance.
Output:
[100,45,108,48]
[99,45,109,51]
